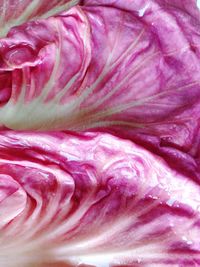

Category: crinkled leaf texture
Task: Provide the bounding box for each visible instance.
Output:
[0,131,200,267]
[0,0,79,37]
[0,1,200,180]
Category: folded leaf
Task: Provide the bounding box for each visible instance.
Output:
[0,0,79,38]
[0,1,200,180]
[0,131,199,266]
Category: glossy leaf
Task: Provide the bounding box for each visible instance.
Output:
[0,131,199,266]
[1,1,200,180]
[0,0,79,37]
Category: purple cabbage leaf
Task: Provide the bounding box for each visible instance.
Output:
[0,1,200,180]
[0,131,200,266]
[0,0,79,38]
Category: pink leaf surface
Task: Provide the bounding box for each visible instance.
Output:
[0,131,199,266]
[0,0,79,37]
[0,1,200,180]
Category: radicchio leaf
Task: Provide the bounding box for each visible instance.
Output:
[1,1,200,180]
[0,0,79,38]
[0,131,199,266]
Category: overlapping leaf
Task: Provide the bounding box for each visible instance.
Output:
[0,131,199,266]
[1,1,200,180]
[0,0,79,37]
